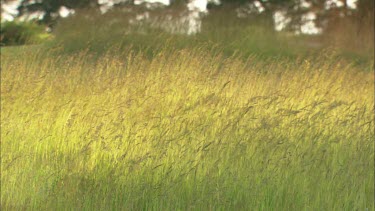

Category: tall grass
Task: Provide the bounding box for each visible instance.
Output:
[1,46,374,210]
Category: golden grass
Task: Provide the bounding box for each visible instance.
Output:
[1,48,374,210]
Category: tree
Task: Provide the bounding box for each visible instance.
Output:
[3,0,368,35]
[16,0,99,23]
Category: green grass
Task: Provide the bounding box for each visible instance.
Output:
[1,45,374,210]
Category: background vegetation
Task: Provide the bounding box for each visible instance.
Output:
[0,21,51,46]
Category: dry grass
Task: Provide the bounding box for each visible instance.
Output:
[1,47,374,210]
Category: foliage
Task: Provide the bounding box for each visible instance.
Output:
[8,0,373,29]
[16,0,99,23]
[47,8,315,61]
[0,21,50,46]
[46,7,373,67]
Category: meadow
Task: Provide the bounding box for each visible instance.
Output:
[1,9,374,210]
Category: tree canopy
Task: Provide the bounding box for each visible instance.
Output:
[1,0,373,34]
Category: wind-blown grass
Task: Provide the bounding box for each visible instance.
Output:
[1,47,374,210]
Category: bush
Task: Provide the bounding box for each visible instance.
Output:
[0,21,50,46]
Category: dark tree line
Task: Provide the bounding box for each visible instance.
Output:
[1,0,373,28]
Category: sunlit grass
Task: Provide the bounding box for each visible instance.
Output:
[1,47,374,210]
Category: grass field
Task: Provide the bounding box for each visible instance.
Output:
[1,45,374,210]
[1,9,374,210]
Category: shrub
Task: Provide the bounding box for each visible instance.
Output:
[0,21,50,46]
